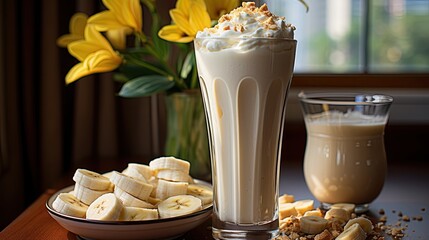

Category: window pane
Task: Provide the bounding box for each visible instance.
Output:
[264,0,364,73]
[264,0,429,73]
[369,0,429,72]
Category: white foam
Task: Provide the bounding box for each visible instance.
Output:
[196,2,295,51]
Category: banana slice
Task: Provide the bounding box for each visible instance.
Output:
[344,217,373,234]
[158,195,202,218]
[148,177,158,198]
[149,156,190,174]
[148,197,162,206]
[73,182,113,205]
[122,167,148,183]
[187,184,213,205]
[331,203,356,214]
[119,207,159,221]
[293,199,314,215]
[324,208,350,224]
[109,171,153,201]
[156,169,190,182]
[114,186,156,209]
[102,171,115,179]
[86,193,123,221]
[336,223,367,240]
[73,169,111,191]
[303,208,323,217]
[52,193,88,218]
[299,216,328,234]
[187,175,195,184]
[279,194,295,204]
[128,163,152,180]
[156,179,188,200]
[279,203,298,220]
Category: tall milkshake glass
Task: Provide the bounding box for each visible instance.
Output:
[194,37,296,239]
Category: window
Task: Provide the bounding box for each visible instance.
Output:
[265,0,429,74]
[369,0,429,72]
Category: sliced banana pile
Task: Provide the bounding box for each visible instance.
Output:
[52,156,213,221]
[279,194,374,239]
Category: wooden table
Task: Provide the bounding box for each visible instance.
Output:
[1,160,428,239]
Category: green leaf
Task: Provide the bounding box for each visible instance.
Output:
[151,23,170,61]
[190,63,199,89]
[141,0,156,13]
[117,63,159,79]
[125,47,151,55]
[175,47,186,74]
[180,50,195,79]
[113,73,130,83]
[122,52,173,78]
[118,75,174,98]
[152,33,170,62]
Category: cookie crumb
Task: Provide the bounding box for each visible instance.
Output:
[314,229,333,240]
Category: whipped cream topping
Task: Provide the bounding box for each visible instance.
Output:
[198,2,295,39]
[196,2,295,51]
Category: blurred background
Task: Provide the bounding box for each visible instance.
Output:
[1,0,428,230]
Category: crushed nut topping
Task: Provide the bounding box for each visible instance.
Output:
[276,194,425,239]
[216,2,291,33]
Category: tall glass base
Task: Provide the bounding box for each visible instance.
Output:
[212,216,279,240]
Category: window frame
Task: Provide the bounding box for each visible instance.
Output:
[291,73,429,89]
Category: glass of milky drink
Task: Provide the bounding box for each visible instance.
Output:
[194,2,296,239]
[299,92,393,213]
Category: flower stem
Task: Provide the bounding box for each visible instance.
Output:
[145,43,189,90]
[133,32,189,91]
[125,55,171,78]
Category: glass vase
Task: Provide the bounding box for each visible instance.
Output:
[164,90,211,181]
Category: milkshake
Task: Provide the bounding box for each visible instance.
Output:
[299,93,393,213]
[194,2,296,238]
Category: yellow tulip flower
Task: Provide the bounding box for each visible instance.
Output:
[158,0,211,43]
[56,13,88,47]
[204,0,239,20]
[88,0,143,49]
[65,26,122,84]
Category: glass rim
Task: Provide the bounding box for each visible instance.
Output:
[298,92,394,105]
[194,37,296,42]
